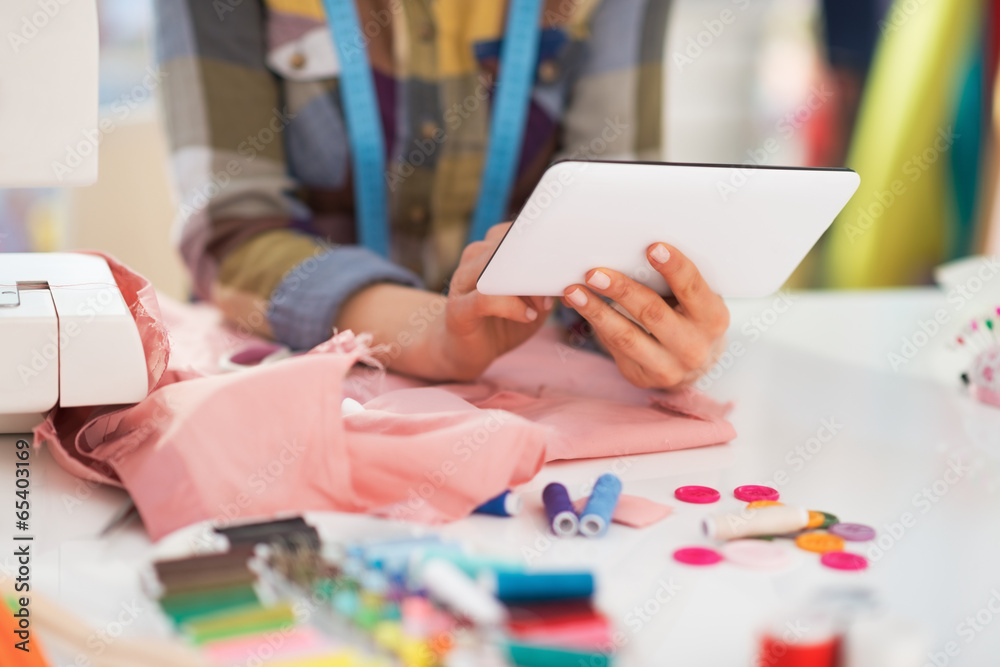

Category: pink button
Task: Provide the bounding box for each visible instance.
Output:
[721,540,795,570]
[734,485,780,502]
[674,486,721,504]
[673,547,723,566]
[820,551,869,571]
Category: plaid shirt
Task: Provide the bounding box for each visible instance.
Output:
[154,0,669,348]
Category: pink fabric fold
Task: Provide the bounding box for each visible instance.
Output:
[35,254,735,541]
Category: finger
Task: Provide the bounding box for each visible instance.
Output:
[485,222,513,245]
[580,266,685,339]
[523,295,555,313]
[463,292,539,323]
[648,243,729,334]
[562,285,688,387]
[581,266,715,370]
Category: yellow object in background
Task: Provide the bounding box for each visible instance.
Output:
[823,0,983,287]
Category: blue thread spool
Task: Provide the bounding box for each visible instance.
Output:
[579,473,622,538]
[542,483,578,537]
[484,571,595,603]
[473,490,523,517]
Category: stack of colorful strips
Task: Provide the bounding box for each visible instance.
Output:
[150,518,618,666]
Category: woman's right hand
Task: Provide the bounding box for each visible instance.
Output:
[432,222,554,380]
[337,223,553,382]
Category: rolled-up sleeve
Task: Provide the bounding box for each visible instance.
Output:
[269,245,422,350]
[152,0,422,347]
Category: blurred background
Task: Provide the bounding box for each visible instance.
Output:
[1,0,993,300]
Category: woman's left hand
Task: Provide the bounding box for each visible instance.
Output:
[561,243,730,389]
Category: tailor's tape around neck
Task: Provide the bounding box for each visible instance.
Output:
[321,0,390,257]
[469,0,545,241]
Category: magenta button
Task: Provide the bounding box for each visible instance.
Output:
[674,486,721,504]
[820,551,869,571]
[673,547,723,566]
[733,485,780,502]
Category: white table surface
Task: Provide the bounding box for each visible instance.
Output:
[3,287,1000,666]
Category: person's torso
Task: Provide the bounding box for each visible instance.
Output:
[263,0,597,286]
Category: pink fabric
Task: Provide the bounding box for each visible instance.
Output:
[572,494,674,528]
[35,255,735,541]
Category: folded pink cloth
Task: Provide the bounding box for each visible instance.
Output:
[35,254,735,540]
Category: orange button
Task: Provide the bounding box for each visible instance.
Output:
[747,500,784,509]
[795,532,845,554]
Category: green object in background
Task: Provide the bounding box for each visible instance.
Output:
[181,602,296,645]
[823,0,983,287]
[506,641,613,667]
[159,584,259,624]
[949,33,986,259]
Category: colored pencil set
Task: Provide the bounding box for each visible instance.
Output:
[148,516,618,666]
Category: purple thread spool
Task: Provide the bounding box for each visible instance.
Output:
[542,483,578,537]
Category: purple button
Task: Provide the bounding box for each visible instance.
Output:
[674,486,721,504]
[673,547,723,566]
[829,522,876,542]
[733,485,780,502]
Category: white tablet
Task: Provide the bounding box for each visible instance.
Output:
[476,160,860,298]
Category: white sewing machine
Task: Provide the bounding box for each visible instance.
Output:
[0,0,148,433]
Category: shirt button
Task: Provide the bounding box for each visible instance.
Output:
[538,60,559,83]
[419,22,435,42]
[290,52,307,70]
[410,205,429,225]
[420,121,441,140]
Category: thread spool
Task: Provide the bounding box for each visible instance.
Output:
[757,610,840,667]
[702,506,809,541]
[542,483,579,537]
[842,615,926,667]
[473,490,523,517]
[579,474,622,538]
[481,571,595,603]
[419,559,507,627]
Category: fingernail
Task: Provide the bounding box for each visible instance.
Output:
[650,244,670,264]
[543,296,554,310]
[587,270,611,290]
[526,307,538,321]
[566,288,588,308]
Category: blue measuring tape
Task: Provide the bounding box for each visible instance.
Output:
[323,0,543,253]
[469,0,545,241]
[321,0,390,257]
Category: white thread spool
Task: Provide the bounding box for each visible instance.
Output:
[702,506,809,540]
[419,559,507,627]
[842,615,927,667]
